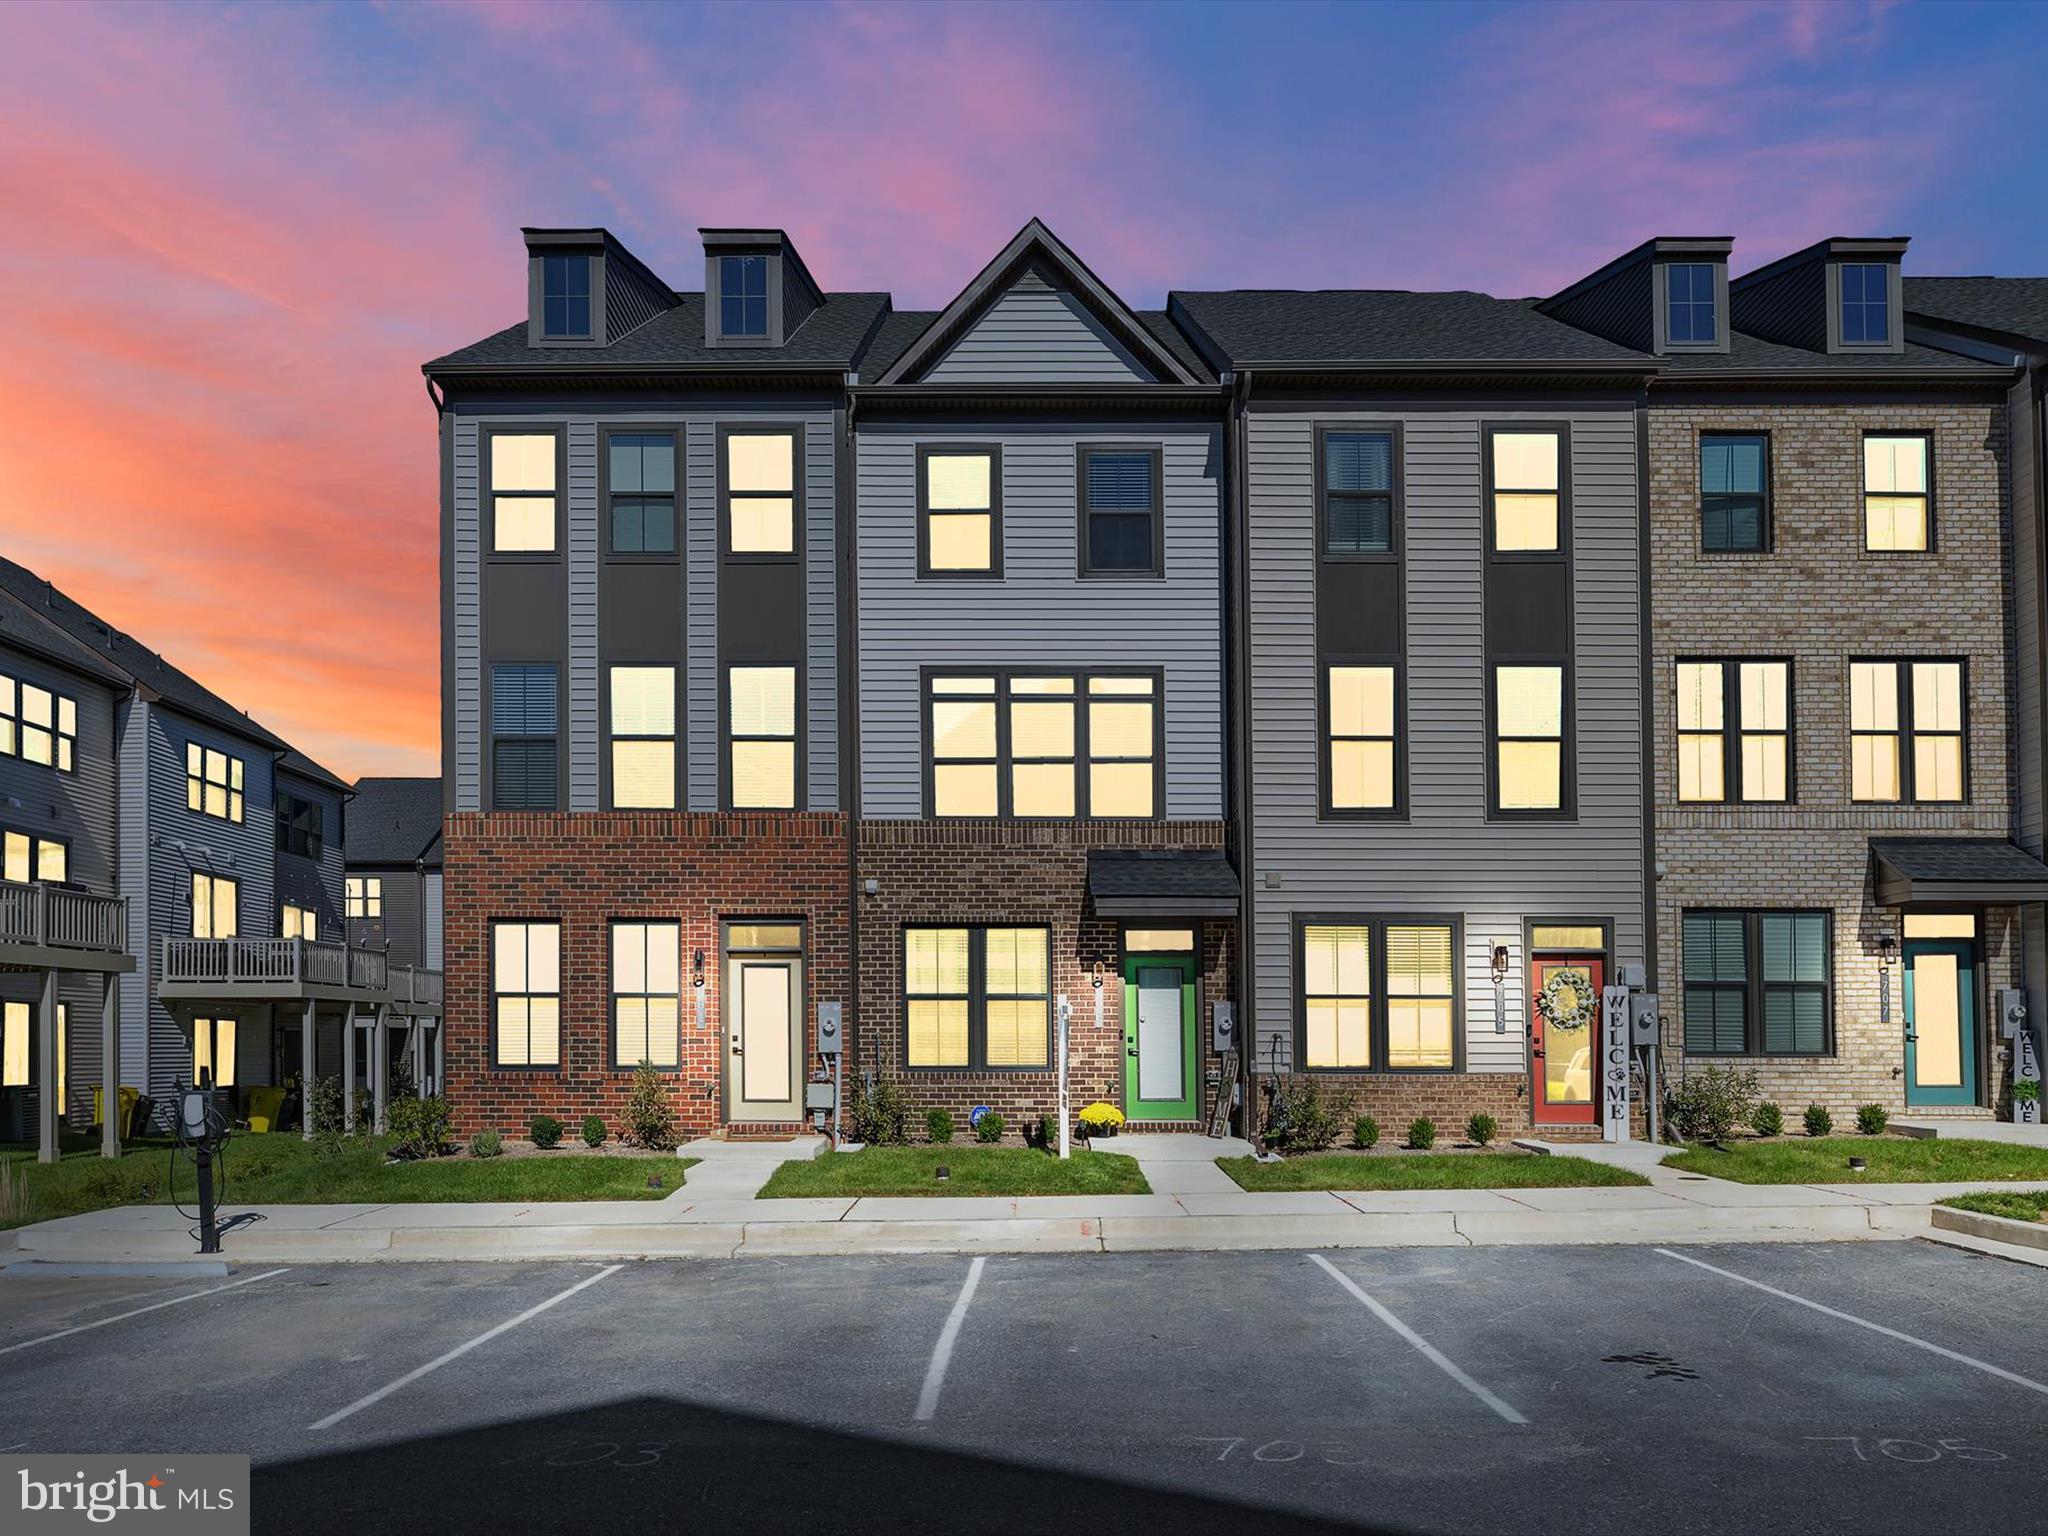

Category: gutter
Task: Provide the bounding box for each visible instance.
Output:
[1228,368,1256,1138]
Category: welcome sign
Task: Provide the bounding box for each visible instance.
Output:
[4,1456,248,1535]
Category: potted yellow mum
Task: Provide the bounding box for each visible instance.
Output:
[1078,1102,1126,1143]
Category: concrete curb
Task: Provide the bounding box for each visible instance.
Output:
[1929,1203,2048,1252]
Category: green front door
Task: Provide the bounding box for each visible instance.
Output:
[1123,953,1197,1122]
[1905,938,1978,1108]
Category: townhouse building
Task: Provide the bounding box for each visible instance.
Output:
[345,776,446,1093]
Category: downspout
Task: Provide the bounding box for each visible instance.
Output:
[838,378,860,1142]
[1228,369,1256,1139]
[1635,386,1660,1142]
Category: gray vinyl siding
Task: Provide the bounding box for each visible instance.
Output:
[1246,406,1646,1073]
[923,268,1158,385]
[0,643,119,893]
[856,421,1224,818]
[452,422,483,807]
[275,769,345,936]
[604,257,671,343]
[567,421,601,807]
[423,870,444,969]
[115,696,150,1086]
[1732,261,1828,352]
[349,866,428,968]
[804,418,838,805]
[0,971,107,1133]
[2012,374,2042,856]
[686,419,718,811]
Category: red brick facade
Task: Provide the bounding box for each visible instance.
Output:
[855,819,1239,1139]
[442,811,850,1141]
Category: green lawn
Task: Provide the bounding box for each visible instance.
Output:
[0,1136,694,1230]
[1941,1188,2048,1223]
[1218,1152,1648,1191]
[1662,1136,2048,1185]
[757,1145,1150,1198]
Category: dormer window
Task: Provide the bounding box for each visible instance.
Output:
[1666,263,1717,344]
[1840,263,1890,344]
[720,255,768,337]
[542,254,591,339]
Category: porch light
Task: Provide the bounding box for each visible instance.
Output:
[1877,935,1898,967]
[692,949,706,989]
[1490,945,1510,986]
[1091,961,1106,991]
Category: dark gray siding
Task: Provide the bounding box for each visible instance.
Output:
[1244,406,1646,1072]
[923,268,1157,385]
[1732,260,1827,352]
[1541,262,1654,353]
[349,866,428,968]
[604,255,672,342]
[275,769,345,937]
[856,421,1224,818]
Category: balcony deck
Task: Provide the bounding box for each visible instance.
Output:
[158,936,440,1010]
[0,881,134,972]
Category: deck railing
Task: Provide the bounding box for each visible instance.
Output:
[0,880,128,954]
[160,935,391,993]
[389,963,445,1010]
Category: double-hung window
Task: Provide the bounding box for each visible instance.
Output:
[493,921,560,1068]
[1840,263,1890,345]
[1863,433,1930,551]
[1300,919,1457,1071]
[1700,433,1768,552]
[1675,660,1791,803]
[903,926,1050,1069]
[1850,659,1964,803]
[191,872,237,939]
[927,672,1159,819]
[1492,665,1567,813]
[727,665,798,809]
[608,433,676,554]
[1488,430,1563,553]
[274,791,324,858]
[281,903,318,941]
[1322,431,1396,554]
[491,664,559,810]
[346,876,382,919]
[1325,663,1399,814]
[919,447,1000,575]
[1683,909,1832,1056]
[489,433,558,554]
[3,830,66,885]
[1079,447,1161,575]
[719,254,768,337]
[186,743,244,823]
[0,676,77,771]
[1666,262,1717,344]
[609,665,677,809]
[612,921,681,1069]
[725,431,796,555]
[541,253,591,339]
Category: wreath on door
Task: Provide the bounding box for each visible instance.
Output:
[1537,968,1596,1034]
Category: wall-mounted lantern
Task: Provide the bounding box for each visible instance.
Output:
[1091,961,1106,991]
[1490,944,1510,1033]
[692,949,706,989]
[1490,945,1511,987]
[1877,934,1898,1023]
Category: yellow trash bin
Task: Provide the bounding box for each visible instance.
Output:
[93,1086,142,1133]
[245,1086,286,1134]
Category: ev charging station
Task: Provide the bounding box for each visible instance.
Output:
[177,1077,230,1253]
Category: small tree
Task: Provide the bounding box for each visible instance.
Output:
[529,1114,564,1149]
[1407,1117,1437,1151]
[626,1059,678,1151]
[1751,1101,1784,1138]
[1855,1103,1889,1136]
[1804,1103,1834,1137]
[1466,1111,1497,1147]
[1352,1114,1380,1150]
[582,1114,606,1148]
[926,1107,955,1144]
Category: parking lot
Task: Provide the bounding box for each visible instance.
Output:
[3,1241,2045,1535]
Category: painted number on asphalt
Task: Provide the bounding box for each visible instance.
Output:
[495,1441,668,1469]
[1805,1437,2007,1465]
[1194,1438,1369,1467]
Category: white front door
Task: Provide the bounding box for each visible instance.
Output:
[725,953,803,1123]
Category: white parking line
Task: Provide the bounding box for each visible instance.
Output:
[0,1268,289,1358]
[1656,1248,2048,1399]
[1309,1254,1527,1425]
[913,1256,985,1423]
[308,1265,623,1431]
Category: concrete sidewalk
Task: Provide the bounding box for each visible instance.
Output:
[5,1132,2020,1264]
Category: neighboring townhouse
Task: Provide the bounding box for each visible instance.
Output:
[851,221,1236,1134]
[344,775,446,1093]
[423,227,872,1138]
[1171,289,1657,1138]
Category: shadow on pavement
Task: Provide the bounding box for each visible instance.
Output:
[258,1395,1404,1535]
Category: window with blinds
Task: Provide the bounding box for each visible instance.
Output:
[1300,919,1458,1072]
[904,926,1049,1069]
[1079,447,1161,575]
[1384,924,1455,1069]
[727,665,798,809]
[491,665,559,810]
[1322,431,1396,554]
[1700,433,1768,552]
[1851,659,1964,804]
[927,672,1159,819]
[1683,909,1832,1056]
[609,665,677,809]
[612,921,681,1068]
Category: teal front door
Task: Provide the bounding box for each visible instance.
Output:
[1905,938,1978,1107]
[1123,954,1197,1122]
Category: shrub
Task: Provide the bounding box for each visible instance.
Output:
[1029,1113,1057,1150]
[386,1095,454,1160]
[470,1129,503,1159]
[1407,1117,1437,1151]
[975,1111,1006,1144]
[625,1059,678,1151]
[1353,1114,1380,1150]
[582,1115,606,1149]
[1077,1101,1125,1137]
[1263,1077,1355,1153]
[1751,1101,1784,1138]
[1667,1064,1761,1145]
[309,1075,347,1136]
[847,1074,910,1146]
[529,1114,564,1150]
[1467,1111,1497,1147]
[1856,1103,1889,1136]
[1804,1103,1834,1138]
[926,1108,955,1145]
[390,1053,418,1102]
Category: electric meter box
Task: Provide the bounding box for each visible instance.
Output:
[1630,993,1661,1046]
[817,1001,842,1055]
[1211,1001,1237,1054]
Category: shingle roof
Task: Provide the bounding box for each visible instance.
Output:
[1655,329,2001,374]
[346,776,443,866]
[1087,849,1240,915]
[856,310,936,382]
[1905,277,2048,349]
[1170,291,1654,367]
[425,291,891,373]
[1870,837,2048,884]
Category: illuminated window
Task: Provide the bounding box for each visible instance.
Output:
[612,921,681,1069]
[1904,913,1977,940]
[489,433,557,553]
[728,665,797,809]
[903,926,1049,1069]
[1323,432,1396,554]
[921,448,999,574]
[492,665,558,810]
[609,665,677,809]
[1302,924,1373,1069]
[281,904,318,941]
[1489,430,1563,553]
[1,1002,27,1087]
[3,830,67,884]
[1326,664,1398,813]
[1384,925,1456,1069]
[493,922,561,1067]
[1840,263,1890,345]
[930,676,999,818]
[0,676,77,771]
[190,872,237,939]
[275,791,324,858]
[609,434,676,554]
[1087,676,1156,817]
[1493,665,1566,813]
[193,1017,236,1088]
[927,673,1159,819]
[541,254,591,339]
[1863,433,1929,552]
[719,254,768,338]
[186,742,245,823]
[1852,659,1964,804]
[1124,928,1196,953]
[346,876,383,919]
[1010,676,1076,817]
[1683,909,1831,1056]
[725,432,795,554]
[1700,433,1768,552]
[1080,448,1160,575]
[1908,661,1965,802]
[1676,660,1789,804]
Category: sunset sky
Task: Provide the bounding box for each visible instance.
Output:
[1,0,2043,780]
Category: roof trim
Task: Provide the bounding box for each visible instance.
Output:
[1869,838,2048,905]
[1734,236,1912,291]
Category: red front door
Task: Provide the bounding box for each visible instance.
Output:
[1531,955,1602,1125]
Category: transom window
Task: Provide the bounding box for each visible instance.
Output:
[186,743,245,823]
[1325,664,1399,814]
[612,921,681,1069]
[1488,429,1563,553]
[1493,664,1568,814]
[719,254,769,337]
[1683,909,1831,1056]
[1700,432,1768,552]
[1079,447,1161,575]
[1675,660,1791,804]
[493,921,561,1068]
[725,431,796,555]
[608,433,676,554]
[541,253,591,339]
[281,903,318,941]
[1840,263,1890,345]
[190,872,237,939]
[1300,919,1457,1072]
[346,876,382,919]
[193,1017,236,1088]
[0,675,77,772]
[275,791,324,859]
[728,665,798,809]
[1322,431,1396,555]
[1850,660,1964,803]
[927,672,1159,819]
[491,664,559,810]
[489,433,558,554]
[920,448,999,575]
[609,665,677,810]
[904,926,1050,1070]
[1863,433,1930,551]
[1666,262,1717,344]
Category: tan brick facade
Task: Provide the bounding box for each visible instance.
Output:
[1649,399,2018,1118]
